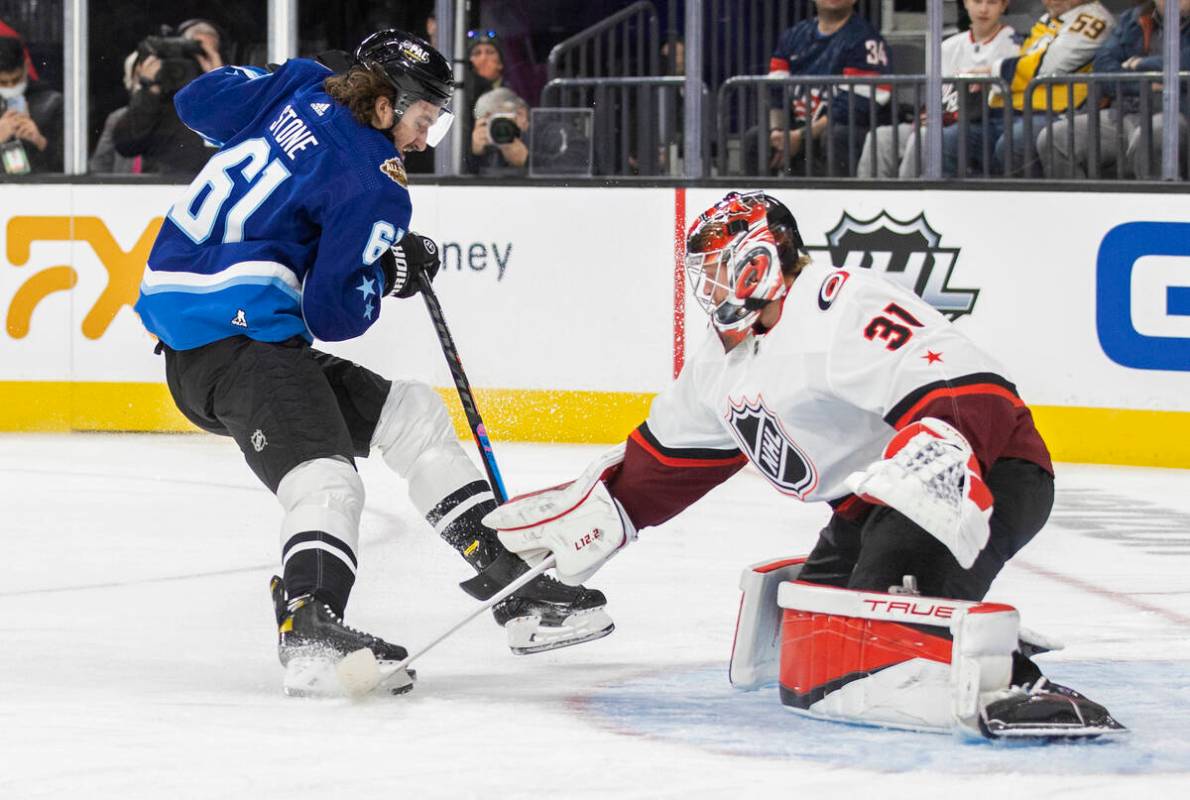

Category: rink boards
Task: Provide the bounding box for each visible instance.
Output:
[1,182,1189,467]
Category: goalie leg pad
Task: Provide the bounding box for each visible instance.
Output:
[729,556,806,691]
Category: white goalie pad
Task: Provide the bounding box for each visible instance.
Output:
[728,556,806,691]
[776,581,1019,734]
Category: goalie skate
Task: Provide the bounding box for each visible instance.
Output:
[977,678,1128,740]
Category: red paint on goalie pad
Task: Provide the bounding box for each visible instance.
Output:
[777,607,952,709]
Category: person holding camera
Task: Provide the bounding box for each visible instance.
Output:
[113,19,226,177]
[468,87,529,175]
[0,35,62,175]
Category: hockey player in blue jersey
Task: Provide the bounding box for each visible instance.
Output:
[134,30,613,697]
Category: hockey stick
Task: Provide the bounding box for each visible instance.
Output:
[336,554,557,695]
[415,273,509,503]
[336,275,527,696]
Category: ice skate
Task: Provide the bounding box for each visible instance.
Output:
[271,576,415,697]
[978,677,1128,740]
[457,536,615,655]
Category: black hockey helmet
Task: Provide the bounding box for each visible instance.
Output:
[355,29,453,114]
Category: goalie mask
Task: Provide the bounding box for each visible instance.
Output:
[354,29,455,146]
[685,191,800,344]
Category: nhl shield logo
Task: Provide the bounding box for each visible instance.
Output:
[805,211,979,319]
[726,397,817,499]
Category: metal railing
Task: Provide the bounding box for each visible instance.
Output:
[541,76,708,176]
[718,74,910,178]
[703,0,882,92]
[1023,73,1190,181]
[547,1,660,81]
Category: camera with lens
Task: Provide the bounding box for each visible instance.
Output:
[137,33,205,95]
[488,113,521,145]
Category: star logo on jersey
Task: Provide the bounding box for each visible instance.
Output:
[356,277,376,301]
[310,102,330,116]
[379,156,408,187]
[804,211,980,320]
[923,350,944,364]
[725,396,818,499]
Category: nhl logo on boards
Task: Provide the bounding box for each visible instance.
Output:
[726,396,818,499]
[805,211,979,320]
[379,157,408,187]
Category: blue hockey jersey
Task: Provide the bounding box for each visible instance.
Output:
[135,58,412,349]
[768,13,891,126]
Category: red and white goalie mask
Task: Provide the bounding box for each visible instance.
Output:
[685,192,787,345]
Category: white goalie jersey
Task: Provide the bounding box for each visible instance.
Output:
[612,261,1049,524]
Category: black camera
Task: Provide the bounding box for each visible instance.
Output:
[488,114,521,145]
[137,34,205,95]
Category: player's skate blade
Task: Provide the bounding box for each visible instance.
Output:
[505,607,615,655]
[978,679,1127,740]
[335,648,416,697]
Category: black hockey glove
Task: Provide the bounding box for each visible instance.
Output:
[381,231,441,298]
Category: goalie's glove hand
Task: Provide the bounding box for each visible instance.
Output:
[483,446,634,586]
[845,417,993,569]
[381,231,441,298]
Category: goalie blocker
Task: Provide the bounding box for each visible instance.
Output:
[730,557,1126,739]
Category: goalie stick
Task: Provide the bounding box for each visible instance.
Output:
[336,554,558,696]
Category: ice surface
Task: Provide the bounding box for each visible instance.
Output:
[2,433,1188,798]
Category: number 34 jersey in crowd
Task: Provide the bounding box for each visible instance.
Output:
[620,261,1051,522]
[135,58,413,351]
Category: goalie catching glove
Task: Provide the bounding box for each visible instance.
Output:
[482,445,635,586]
[381,230,441,298]
[845,417,993,569]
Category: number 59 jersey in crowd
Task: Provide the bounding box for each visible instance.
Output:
[631,261,1051,512]
[135,59,413,351]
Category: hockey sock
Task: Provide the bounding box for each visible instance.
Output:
[425,481,502,571]
[281,530,357,618]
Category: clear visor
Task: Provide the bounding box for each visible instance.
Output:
[426,109,454,147]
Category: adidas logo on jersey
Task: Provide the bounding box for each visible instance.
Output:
[310,102,330,116]
[231,309,248,328]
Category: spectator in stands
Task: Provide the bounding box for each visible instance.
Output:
[0,21,38,80]
[114,19,227,177]
[89,52,140,174]
[949,0,1115,176]
[0,34,62,175]
[1037,0,1190,179]
[745,0,892,177]
[468,87,530,175]
[858,0,1018,178]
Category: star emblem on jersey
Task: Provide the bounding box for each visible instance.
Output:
[364,300,374,319]
[923,350,944,364]
[726,396,818,499]
[309,102,330,116]
[804,211,980,320]
[356,277,376,300]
